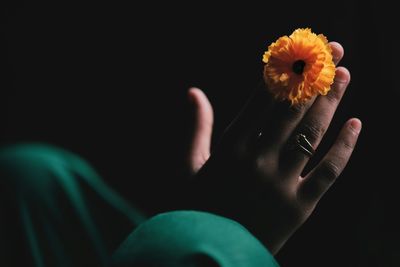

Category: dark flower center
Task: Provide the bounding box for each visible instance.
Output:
[292,60,306,75]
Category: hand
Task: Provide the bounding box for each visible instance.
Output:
[186,42,361,254]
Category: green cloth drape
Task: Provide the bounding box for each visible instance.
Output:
[0,144,279,267]
[112,210,279,267]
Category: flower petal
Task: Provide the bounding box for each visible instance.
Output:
[263,28,336,105]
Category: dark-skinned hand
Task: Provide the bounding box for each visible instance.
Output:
[186,42,361,254]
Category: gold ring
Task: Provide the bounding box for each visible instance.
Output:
[294,134,315,157]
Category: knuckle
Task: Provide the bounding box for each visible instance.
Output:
[342,140,355,151]
[254,153,276,177]
[326,83,345,103]
[299,118,327,143]
[255,154,268,172]
[319,159,341,181]
[255,155,266,173]
[340,136,356,151]
[287,102,307,119]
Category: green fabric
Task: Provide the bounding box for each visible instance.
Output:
[0,144,279,267]
[0,143,144,266]
[112,211,279,267]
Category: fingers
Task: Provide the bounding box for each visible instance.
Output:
[187,88,214,175]
[258,42,345,150]
[330,42,344,65]
[298,118,362,204]
[283,67,351,173]
[219,42,344,155]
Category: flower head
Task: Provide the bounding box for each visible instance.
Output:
[263,28,336,105]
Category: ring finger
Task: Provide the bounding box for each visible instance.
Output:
[282,66,351,174]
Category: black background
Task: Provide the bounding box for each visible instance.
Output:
[1,1,399,266]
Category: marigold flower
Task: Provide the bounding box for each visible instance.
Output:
[263,28,336,105]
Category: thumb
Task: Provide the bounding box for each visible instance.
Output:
[187,87,214,175]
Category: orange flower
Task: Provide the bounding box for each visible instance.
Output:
[263,28,336,105]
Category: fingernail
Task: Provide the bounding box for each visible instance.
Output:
[349,119,362,134]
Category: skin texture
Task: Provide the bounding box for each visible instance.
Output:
[186,42,361,254]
